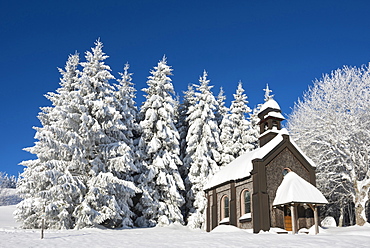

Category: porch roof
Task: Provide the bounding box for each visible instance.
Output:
[272,171,328,206]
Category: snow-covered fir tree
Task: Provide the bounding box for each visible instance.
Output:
[249,106,261,150]
[228,81,256,156]
[219,82,257,166]
[287,65,370,226]
[16,41,140,230]
[114,63,142,177]
[72,40,140,229]
[184,71,222,229]
[115,63,139,144]
[135,56,185,227]
[218,88,234,167]
[215,87,228,126]
[218,115,235,167]
[15,53,87,229]
[177,85,196,179]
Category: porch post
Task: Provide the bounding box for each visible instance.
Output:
[291,204,297,234]
[313,204,319,235]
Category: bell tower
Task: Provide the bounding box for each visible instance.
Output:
[258,98,285,147]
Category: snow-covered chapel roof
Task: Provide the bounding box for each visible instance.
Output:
[264,111,285,120]
[204,128,316,190]
[258,98,281,114]
[273,171,328,206]
[204,129,287,190]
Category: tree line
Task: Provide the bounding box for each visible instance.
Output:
[15,40,260,229]
[0,172,21,206]
[18,40,369,230]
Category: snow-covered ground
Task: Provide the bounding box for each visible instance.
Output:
[1,205,370,248]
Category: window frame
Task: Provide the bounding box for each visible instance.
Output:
[239,189,252,222]
[220,195,230,221]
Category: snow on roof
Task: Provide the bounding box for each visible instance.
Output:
[264,111,285,120]
[204,129,288,190]
[259,128,281,138]
[258,128,316,168]
[204,128,317,190]
[258,98,281,114]
[273,172,328,206]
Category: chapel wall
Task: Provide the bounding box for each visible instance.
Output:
[235,178,253,229]
[265,147,310,228]
[211,177,254,230]
[215,184,230,224]
[207,190,214,231]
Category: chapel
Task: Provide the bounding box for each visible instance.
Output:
[204,97,327,233]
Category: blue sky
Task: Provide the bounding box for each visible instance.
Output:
[1,0,370,176]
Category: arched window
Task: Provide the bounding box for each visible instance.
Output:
[221,195,229,219]
[244,190,251,214]
[240,189,251,215]
[240,189,251,219]
[282,167,291,176]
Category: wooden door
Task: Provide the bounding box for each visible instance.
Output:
[284,206,292,231]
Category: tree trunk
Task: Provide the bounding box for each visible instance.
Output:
[354,179,370,226]
[355,204,365,226]
[338,207,343,227]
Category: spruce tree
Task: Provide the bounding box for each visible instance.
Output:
[249,105,261,150]
[228,81,255,157]
[16,40,141,230]
[15,53,85,229]
[215,87,228,127]
[114,63,141,180]
[115,63,139,146]
[217,87,235,166]
[135,56,185,227]
[184,71,222,229]
[72,40,140,229]
[177,85,196,179]
[219,110,235,167]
